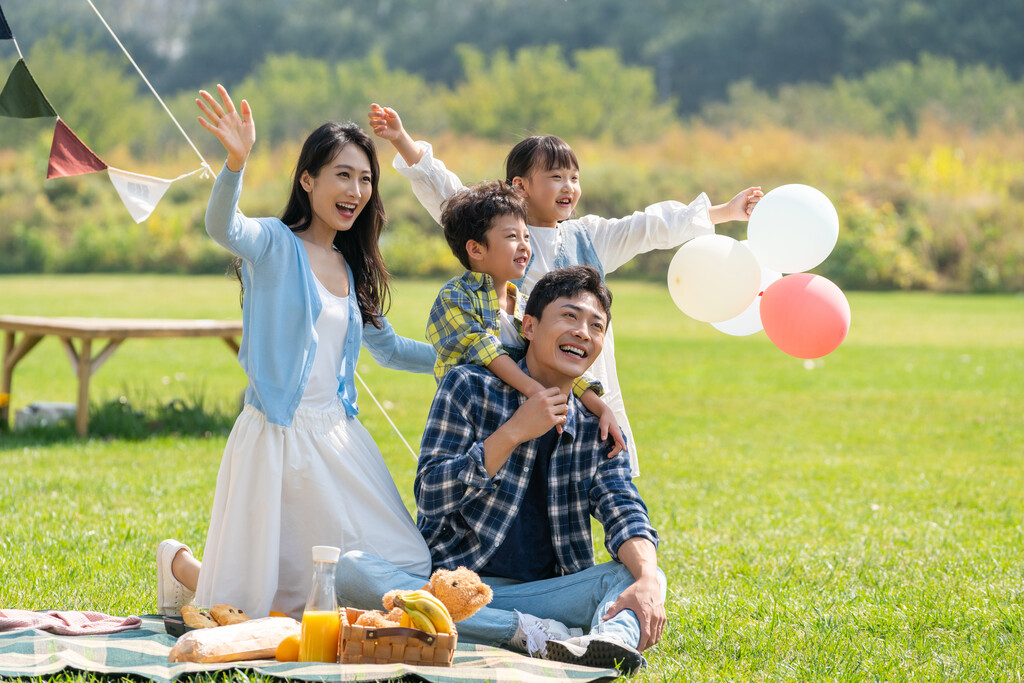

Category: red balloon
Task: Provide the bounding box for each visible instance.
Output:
[760,273,851,358]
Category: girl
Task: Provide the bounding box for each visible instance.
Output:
[367,103,762,478]
[157,86,433,620]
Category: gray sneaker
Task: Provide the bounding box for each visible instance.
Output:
[509,612,580,657]
[545,632,646,675]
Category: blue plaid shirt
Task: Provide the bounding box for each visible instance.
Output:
[415,361,658,575]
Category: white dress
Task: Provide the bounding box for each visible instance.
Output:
[395,142,714,476]
[195,275,432,618]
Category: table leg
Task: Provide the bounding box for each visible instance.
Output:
[2,331,45,432]
[75,337,92,438]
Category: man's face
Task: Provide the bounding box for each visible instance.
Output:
[523,292,607,384]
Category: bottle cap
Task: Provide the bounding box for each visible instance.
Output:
[311,545,341,563]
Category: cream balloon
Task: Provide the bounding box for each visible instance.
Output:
[747,184,839,273]
[711,242,782,336]
[666,234,762,323]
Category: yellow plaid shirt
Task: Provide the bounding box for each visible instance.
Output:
[426,271,601,397]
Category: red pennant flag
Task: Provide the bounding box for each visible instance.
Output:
[1,5,13,40]
[47,119,108,179]
[0,59,57,118]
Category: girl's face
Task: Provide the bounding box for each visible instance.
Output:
[514,164,581,228]
[300,143,373,234]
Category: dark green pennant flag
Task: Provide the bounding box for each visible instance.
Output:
[0,59,57,118]
[0,5,12,40]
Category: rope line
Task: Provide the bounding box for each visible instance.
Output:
[356,372,419,461]
[84,0,210,174]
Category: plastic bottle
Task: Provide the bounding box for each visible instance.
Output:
[298,545,341,663]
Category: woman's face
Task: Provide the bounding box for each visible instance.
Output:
[300,143,373,234]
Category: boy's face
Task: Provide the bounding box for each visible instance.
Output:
[515,165,581,228]
[522,292,607,385]
[467,214,531,283]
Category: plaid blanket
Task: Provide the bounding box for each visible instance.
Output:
[0,615,618,682]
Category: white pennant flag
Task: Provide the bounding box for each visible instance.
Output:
[107,166,208,223]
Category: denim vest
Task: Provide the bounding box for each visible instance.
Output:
[514,222,606,290]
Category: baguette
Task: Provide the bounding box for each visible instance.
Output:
[168,616,301,663]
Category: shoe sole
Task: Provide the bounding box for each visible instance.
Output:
[546,639,646,675]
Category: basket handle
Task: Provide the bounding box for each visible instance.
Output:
[363,627,437,644]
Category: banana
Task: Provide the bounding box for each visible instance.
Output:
[399,612,412,628]
[403,606,437,634]
[393,590,455,635]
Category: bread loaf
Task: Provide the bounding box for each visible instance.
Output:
[168,616,301,663]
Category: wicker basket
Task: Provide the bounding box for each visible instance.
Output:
[339,608,456,666]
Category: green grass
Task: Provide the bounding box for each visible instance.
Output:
[2,275,1022,681]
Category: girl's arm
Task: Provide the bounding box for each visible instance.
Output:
[369,105,466,226]
[579,389,626,457]
[368,104,424,167]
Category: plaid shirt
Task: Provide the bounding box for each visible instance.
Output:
[425,271,601,398]
[415,361,657,575]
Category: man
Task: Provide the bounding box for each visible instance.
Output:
[337,266,665,674]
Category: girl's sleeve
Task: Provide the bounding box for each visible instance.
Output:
[582,194,715,274]
[361,314,437,374]
[392,141,468,226]
[205,164,275,265]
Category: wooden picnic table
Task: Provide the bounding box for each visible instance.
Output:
[0,315,242,437]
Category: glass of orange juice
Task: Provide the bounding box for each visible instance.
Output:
[299,609,341,662]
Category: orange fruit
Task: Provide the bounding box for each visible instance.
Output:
[275,634,300,662]
[269,611,287,618]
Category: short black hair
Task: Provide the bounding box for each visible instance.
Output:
[524,265,611,324]
[440,180,528,270]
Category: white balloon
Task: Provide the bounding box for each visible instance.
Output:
[711,242,782,336]
[747,184,839,273]
[667,234,761,323]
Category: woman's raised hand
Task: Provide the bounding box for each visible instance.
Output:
[197,84,255,172]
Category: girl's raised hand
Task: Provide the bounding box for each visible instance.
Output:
[727,186,763,222]
[197,84,255,172]
[367,103,405,141]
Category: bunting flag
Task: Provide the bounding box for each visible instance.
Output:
[0,59,56,118]
[47,118,108,179]
[1,5,13,40]
[107,166,207,223]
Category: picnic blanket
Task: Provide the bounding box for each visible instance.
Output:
[0,615,618,683]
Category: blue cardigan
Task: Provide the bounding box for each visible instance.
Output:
[205,164,435,426]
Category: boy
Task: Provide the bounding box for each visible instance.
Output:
[427,181,624,452]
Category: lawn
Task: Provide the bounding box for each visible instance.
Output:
[1,274,1022,681]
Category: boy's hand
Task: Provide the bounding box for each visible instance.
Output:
[368,103,405,141]
[600,413,626,458]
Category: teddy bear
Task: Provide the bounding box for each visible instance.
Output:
[369,565,493,628]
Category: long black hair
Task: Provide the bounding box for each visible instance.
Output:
[234,122,390,328]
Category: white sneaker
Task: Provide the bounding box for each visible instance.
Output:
[546,632,646,674]
[156,539,195,616]
[509,611,581,657]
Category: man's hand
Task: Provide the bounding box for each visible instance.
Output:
[507,386,568,442]
[602,574,665,651]
[483,387,567,476]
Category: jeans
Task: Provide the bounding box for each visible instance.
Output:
[336,550,667,650]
